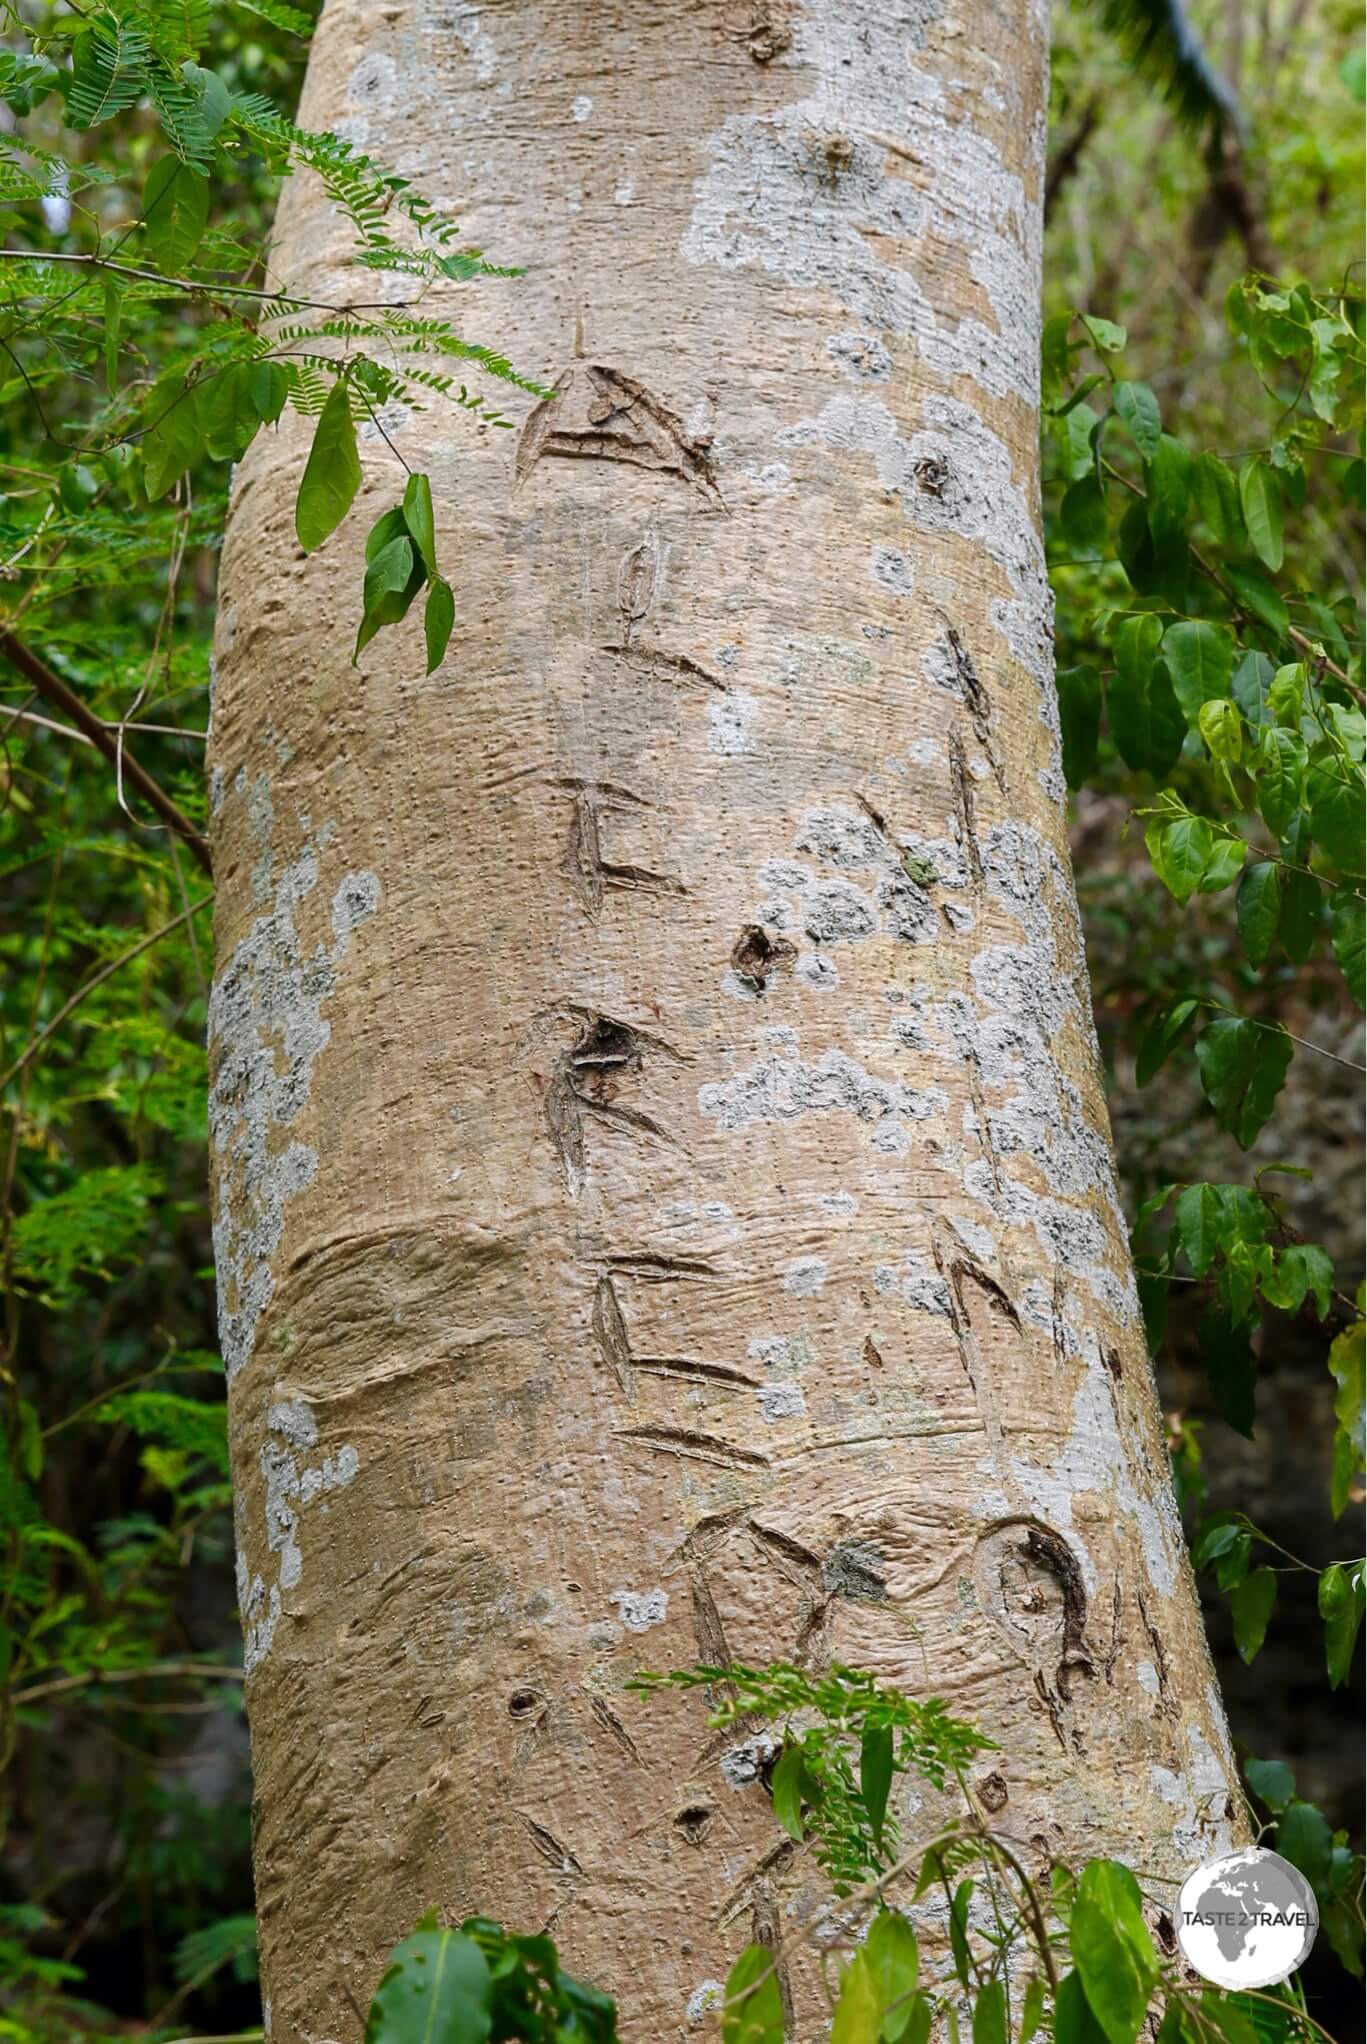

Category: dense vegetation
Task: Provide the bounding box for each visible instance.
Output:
[0,0,1361,2039]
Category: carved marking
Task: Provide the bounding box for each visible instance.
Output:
[515,364,723,503]
[616,1425,769,1470]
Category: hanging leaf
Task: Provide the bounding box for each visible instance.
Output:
[859,1723,894,1852]
[864,1911,918,2043]
[1163,619,1235,721]
[1195,1017,1292,1147]
[1236,862,1283,966]
[720,1945,784,2044]
[142,156,209,272]
[1239,460,1284,570]
[1057,665,1101,788]
[1144,434,1193,546]
[1319,1562,1365,1690]
[1070,1861,1158,2044]
[424,577,455,674]
[1111,615,1184,775]
[1200,1307,1258,1437]
[1256,728,1306,838]
[142,369,202,499]
[1111,380,1161,458]
[1328,1318,1365,1518]
[363,1924,492,2044]
[830,1952,881,2044]
[402,471,439,577]
[296,378,361,552]
[1231,1565,1277,1662]
[355,534,424,662]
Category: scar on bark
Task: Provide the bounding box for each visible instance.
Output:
[717,1838,798,1929]
[975,1518,1094,1750]
[1137,1589,1176,1714]
[949,727,984,891]
[751,1881,796,2029]
[601,641,726,693]
[515,363,722,504]
[563,780,683,911]
[731,923,797,993]
[722,3,792,64]
[587,1691,642,1765]
[942,622,1006,791]
[616,1424,770,1470]
[932,1229,1020,1400]
[518,1812,583,1877]
[592,1273,634,1396]
[543,1012,674,1189]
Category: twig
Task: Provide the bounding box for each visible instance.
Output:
[0,629,212,871]
[12,1659,244,1707]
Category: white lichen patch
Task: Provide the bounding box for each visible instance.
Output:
[686,1982,725,2028]
[680,0,1039,403]
[708,691,756,755]
[611,1588,669,1632]
[208,846,381,1382]
[237,1401,360,1676]
[783,1255,827,1296]
[757,1380,807,1421]
[699,1042,947,1143]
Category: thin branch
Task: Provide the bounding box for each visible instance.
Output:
[0,245,416,315]
[12,1659,244,1707]
[0,629,212,872]
[0,894,212,1094]
[1,704,205,744]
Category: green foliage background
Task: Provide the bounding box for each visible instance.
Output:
[0,0,1362,2038]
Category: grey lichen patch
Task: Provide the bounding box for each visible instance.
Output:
[783,1255,827,1295]
[720,1731,779,1787]
[680,0,1039,403]
[208,847,381,1382]
[827,330,892,382]
[870,546,914,596]
[757,1380,807,1421]
[699,1041,947,1144]
[237,1401,360,1676]
[612,1588,669,1632]
[821,1539,887,1602]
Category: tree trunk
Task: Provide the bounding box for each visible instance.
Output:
[207,3,1241,2038]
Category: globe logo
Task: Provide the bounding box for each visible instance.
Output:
[1176,1848,1319,1990]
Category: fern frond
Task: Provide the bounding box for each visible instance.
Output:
[231,0,314,35]
[1091,0,1239,131]
[67,17,151,129]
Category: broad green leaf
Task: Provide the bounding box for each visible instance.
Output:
[1239,460,1284,571]
[425,577,455,674]
[1193,1520,1245,1568]
[1020,1976,1048,2044]
[1201,1308,1257,1437]
[1319,1562,1364,1690]
[1146,815,1213,904]
[355,535,424,662]
[248,359,291,425]
[1195,1017,1292,1147]
[1144,434,1192,547]
[1278,864,1321,965]
[1306,764,1365,872]
[972,1980,1006,2044]
[864,1910,918,2042]
[142,155,208,272]
[403,471,439,577]
[1198,698,1241,764]
[1244,1756,1297,1813]
[296,378,361,552]
[366,505,410,562]
[1261,1243,1333,1318]
[1081,313,1126,353]
[364,1925,492,2044]
[1163,620,1235,721]
[202,363,261,463]
[1231,1565,1276,1662]
[859,1723,894,1851]
[721,1944,784,2044]
[1277,1800,1333,1891]
[1057,666,1100,789]
[1111,617,1184,776]
[900,1994,932,2044]
[1135,998,1198,1087]
[1266,662,1305,725]
[1232,649,1276,729]
[1256,729,1305,838]
[1054,1970,1109,2044]
[1174,1182,1224,1276]
[1192,452,1244,547]
[949,1880,974,1990]
[831,1950,882,2044]
[769,1739,807,1843]
[1112,380,1161,458]
[1061,474,1108,555]
[1226,563,1289,640]
[1194,834,1246,894]
[143,369,202,500]
[1328,1319,1365,1517]
[1236,862,1282,966]
[1115,499,1189,607]
[1071,1860,1158,2044]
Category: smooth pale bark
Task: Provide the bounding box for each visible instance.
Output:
[208,4,1241,2038]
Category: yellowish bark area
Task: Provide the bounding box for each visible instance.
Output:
[207,3,1241,2037]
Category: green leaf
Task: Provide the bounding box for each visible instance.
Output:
[1306,764,1365,872]
[248,359,291,425]
[366,505,410,562]
[1163,620,1235,721]
[1244,1756,1297,1813]
[1238,461,1284,571]
[859,1724,895,1852]
[864,1911,918,2043]
[1174,1182,1225,1276]
[1192,452,1244,546]
[1111,616,1184,776]
[1231,1565,1276,1662]
[1054,1970,1109,2044]
[1081,314,1127,353]
[1201,1308,1257,1437]
[1256,729,1306,838]
[202,364,262,463]
[1198,698,1241,764]
[1277,1800,1333,1892]
[1135,998,1198,1087]
[296,378,361,552]
[971,1980,1006,2044]
[1195,1017,1292,1147]
[141,155,209,272]
[103,278,121,393]
[1328,1319,1365,1518]
[364,1925,492,2044]
[1057,666,1101,789]
[403,471,439,577]
[1278,864,1321,965]
[769,1740,807,1843]
[1226,563,1289,640]
[1146,815,1213,904]
[1319,1562,1364,1690]
[1071,1860,1158,2044]
[948,1880,974,1990]
[424,578,455,675]
[1145,434,1192,547]
[143,370,202,500]
[1194,834,1245,894]
[355,534,424,661]
[721,1945,784,2044]
[1232,650,1276,729]
[1261,1243,1334,1318]
[1236,863,1283,967]
[1111,380,1161,459]
[831,1951,882,2044]
[1020,1976,1048,2044]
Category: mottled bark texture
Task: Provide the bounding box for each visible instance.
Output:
[207,4,1241,2039]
